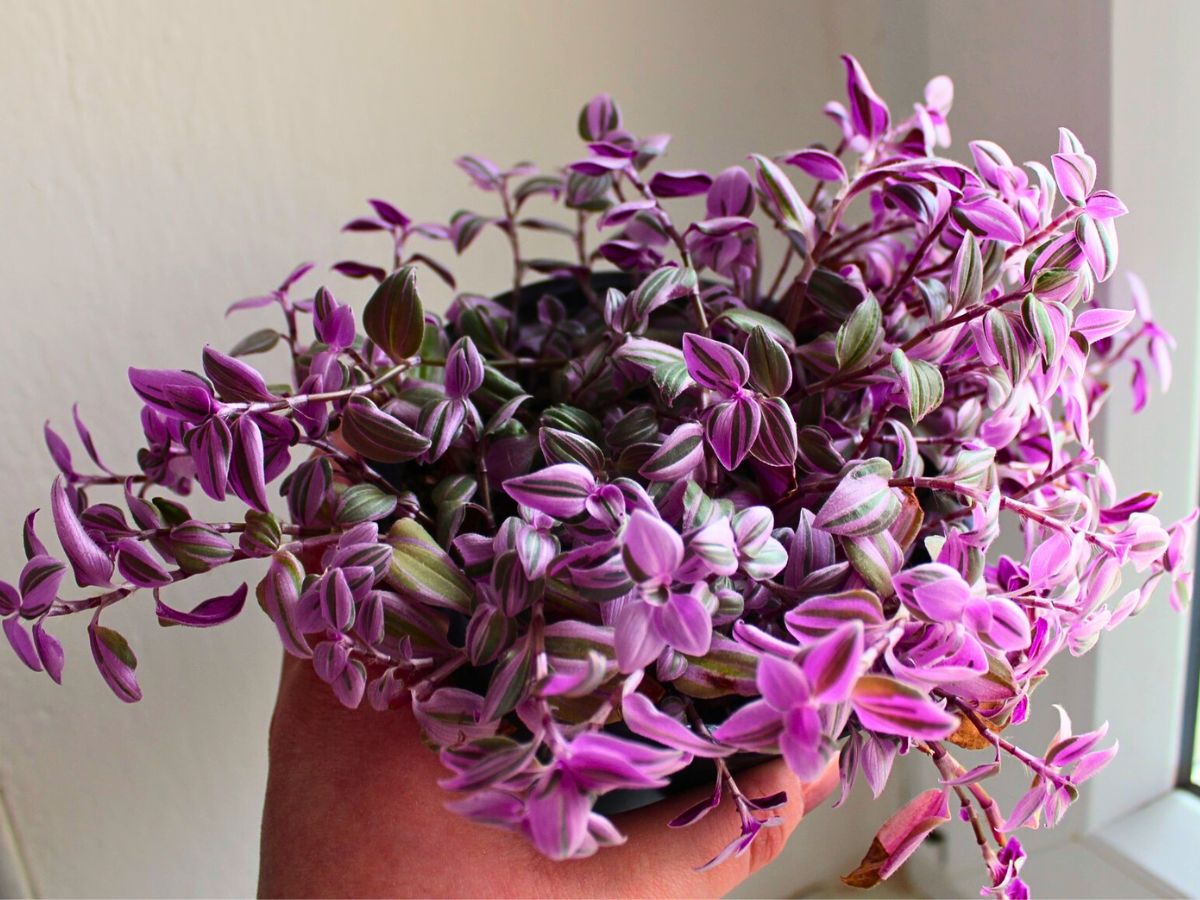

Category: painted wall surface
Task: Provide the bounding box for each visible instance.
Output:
[0,2,926,896]
[2,1,1186,897]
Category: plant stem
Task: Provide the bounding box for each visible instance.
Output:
[883,216,949,307]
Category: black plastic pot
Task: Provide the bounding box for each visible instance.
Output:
[378,272,772,816]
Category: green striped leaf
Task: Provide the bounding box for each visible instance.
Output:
[653,360,694,404]
[630,265,698,320]
[814,458,899,538]
[711,308,797,349]
[230,328,281,357]
[1021,293,1057,366]
[482,638,533,722]
[982,309,1025,381]
[751,396,798,467]
[385,518,474,615]
[949,233,982,309]
[674,634,758,699]
[746,325,793,396]
[750,154,814,246]
[843,530,902,596]
[639,423,704,482]
[341,397,431,463]
[362,265,425,364]
[890,349,944,423]
[835,294,882,372]
[334,484,398,525]
[783,589,884,639]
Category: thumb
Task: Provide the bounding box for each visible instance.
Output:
[565,756,840,898]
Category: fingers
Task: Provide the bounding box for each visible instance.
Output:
[578,756,839,898]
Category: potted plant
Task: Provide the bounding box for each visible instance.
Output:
[2,54,1192,897]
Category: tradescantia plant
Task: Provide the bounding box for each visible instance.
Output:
[3,54,1194,897]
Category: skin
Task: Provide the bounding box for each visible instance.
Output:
[259,654,840,899]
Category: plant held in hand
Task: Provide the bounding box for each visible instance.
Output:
[4,55,1193,898]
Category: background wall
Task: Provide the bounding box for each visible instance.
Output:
[0,1,1190,898]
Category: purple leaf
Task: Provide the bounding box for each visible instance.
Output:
[313,639,350,684]
[4,616,43,672]
[706,166,755,218]
[621,510,683,585]
[23,510,49,561]
[277,261,315,292]
[568,155,630,176]
[711,699,783,748]
[155,583,248,628]
[88,619,142,702]
[705,394,762,471]
[51,476,113,588]
[851,675,958,739]
[444,336,485,400]
[260,551,311,658]
[578,94,622,141]
[503,463,596,519]
[757,654,807,711]
[654,589,713,656]
[751,396,799,468]
[313,287,356,350]
[202,346,274,403]
[649,170,713,198]
[32,621,65,683]
[225,293,278,316]
[456,154,503,190]
[368,198,410,228]
[782,148,848,183]
[18,555,66,617]
[228,416,270,513]
[127,368,215,422]
[954,195,1024,244]
[597,199,657,230]
[841,54,890,142]
[527,772,591,860]
[1051,152,1096,205]
[802,620,864,703]
[1085,190,1127,220]
[0,581,18,617]
[621,692,729,757]
[1075,307,1135,343]
[332,658,367,709]
[317,568,356,632]
[614,601,666,673]
[686,336,748,396]
[116,539,173,589]
[186,415,232,501]
[43,421,75,478]
[1074,213,1118,282]
[331,260,387,282]
[481,638,532,722]
[784,589,884,640]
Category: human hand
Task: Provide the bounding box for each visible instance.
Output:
[259,654,839,898]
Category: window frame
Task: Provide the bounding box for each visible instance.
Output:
[1179,578,1200,795]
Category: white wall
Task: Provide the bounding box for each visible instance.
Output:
[0,2,934,897]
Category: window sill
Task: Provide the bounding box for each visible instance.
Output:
[1087,789,1200,898]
